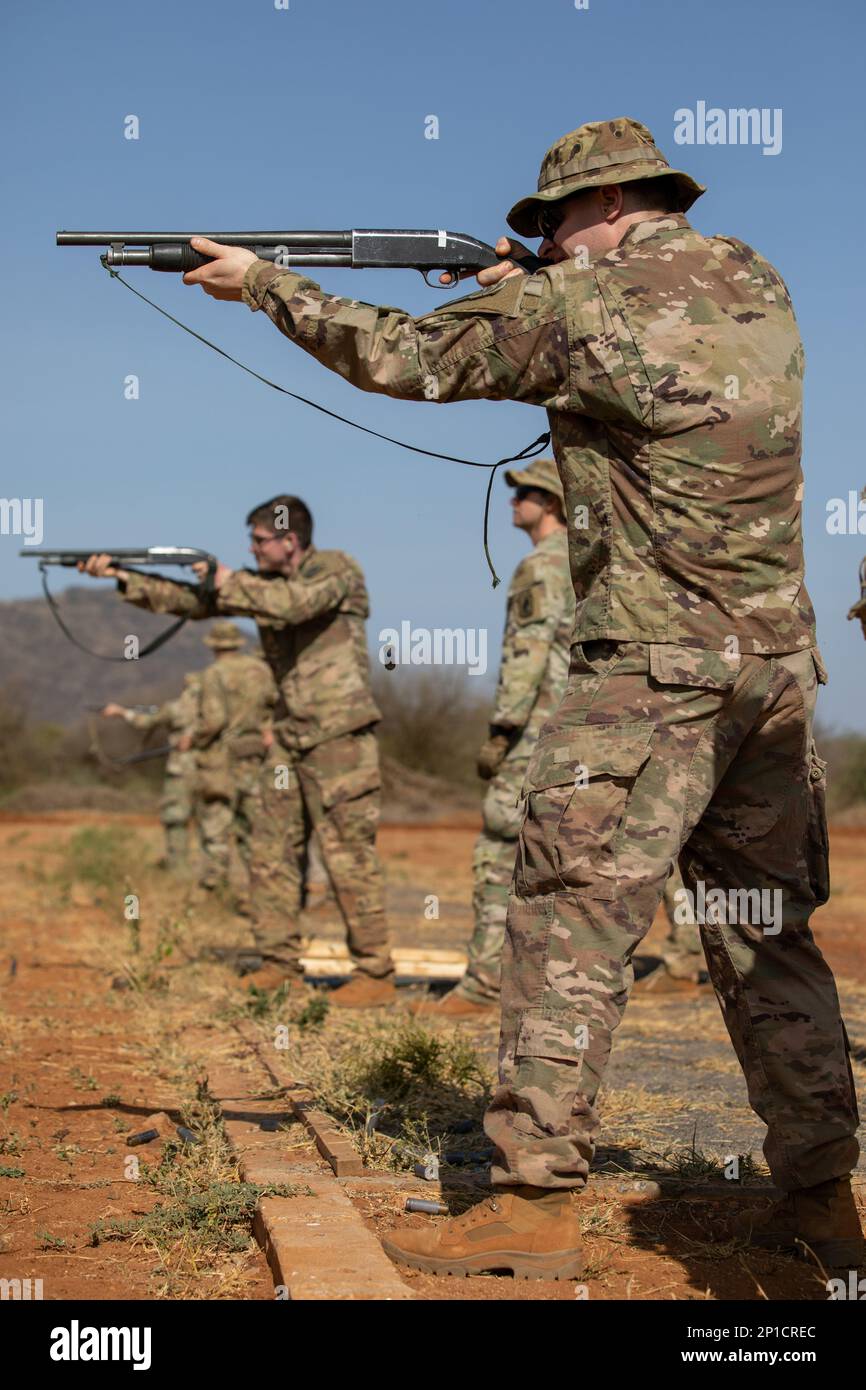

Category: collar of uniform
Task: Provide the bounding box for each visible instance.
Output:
[297,544,318,574]
[615,212,692,251]
[535,528,568,553]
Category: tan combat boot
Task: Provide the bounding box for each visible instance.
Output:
[383,1186,584,1280]
[409,989,497,1019]
[240,963,307,993]
[328,974,396,1009]
[736,1176,866,1266]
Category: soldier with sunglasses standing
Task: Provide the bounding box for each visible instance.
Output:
[177,115,863,1278]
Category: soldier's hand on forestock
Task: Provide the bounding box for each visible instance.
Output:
[477,727,513,781]
[77,553,126,581]
[183,238,257,300]
[101,703,125,719]
[176,734,193,752]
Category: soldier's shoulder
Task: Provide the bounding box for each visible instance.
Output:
[509,550,542,590]
[511,537,566,588]
[709,234,793,303]
[306,549,365,582]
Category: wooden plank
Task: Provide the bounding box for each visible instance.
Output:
[291,1099,364,1178]
[254,1178,412,1301]
[188,1025,410,1300]
[301,941,467,981]
[304,942,466,964]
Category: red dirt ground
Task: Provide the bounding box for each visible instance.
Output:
[1,811,863,1301]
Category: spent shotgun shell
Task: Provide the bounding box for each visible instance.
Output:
[127,1129,159,1147]
[405,1198,448,1216]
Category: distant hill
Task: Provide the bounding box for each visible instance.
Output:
[1,585,250,723]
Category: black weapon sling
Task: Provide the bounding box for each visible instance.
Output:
[101,262,553,590]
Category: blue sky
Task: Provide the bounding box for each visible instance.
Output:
[2,0,865,728]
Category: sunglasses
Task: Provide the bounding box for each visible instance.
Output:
[513,486,543,502]
[537,203,567,243]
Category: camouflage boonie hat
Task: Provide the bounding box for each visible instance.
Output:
[507,116,705,238]
[203,621,245,650]
[504,457,564,507]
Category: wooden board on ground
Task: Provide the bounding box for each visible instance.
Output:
[302,941,466,981]
[193,1026,411,1300]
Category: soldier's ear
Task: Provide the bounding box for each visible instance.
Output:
[599,184,624,221]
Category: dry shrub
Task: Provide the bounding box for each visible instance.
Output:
[373,667,489,789]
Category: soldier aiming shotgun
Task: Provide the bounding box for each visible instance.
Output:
[72,495,397,1010]
[61,116,864,1278]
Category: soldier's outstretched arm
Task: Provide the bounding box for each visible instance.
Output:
[179,236,567,407]
[215,568,350,626]
[240,260,567,406]
[120,571,216,619]
[76,553,214,620]
[122,700,173,733]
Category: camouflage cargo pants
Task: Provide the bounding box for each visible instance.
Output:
[197,754,262,890]
[457,757,527,1003]
[160,751,198,868]
[486,640,860,1193]
[247,728,392,978]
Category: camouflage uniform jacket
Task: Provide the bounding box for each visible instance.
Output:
[194,653,276,758]
[120,545,380,750]
[241,214,816,656]
[492,529,573,757]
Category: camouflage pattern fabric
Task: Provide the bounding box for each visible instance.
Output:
[459,529,573,1003]
[660,863,704,980]
[847,554,866,639]
[482,641,859,1192]
[124,677,202,869]
[193,651,276,890]
[118,569,390,974]
[121,545,381,751]
[460,763,528,1003]
[241,213,816,657]
[247,729,390,978]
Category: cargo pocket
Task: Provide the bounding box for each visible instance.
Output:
[319,763,381,810]
[517,724,653,899]
[515,1013,585,1073]
[805,741,830,906]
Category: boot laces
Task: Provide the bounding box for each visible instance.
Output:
[453,1197,500,1231]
